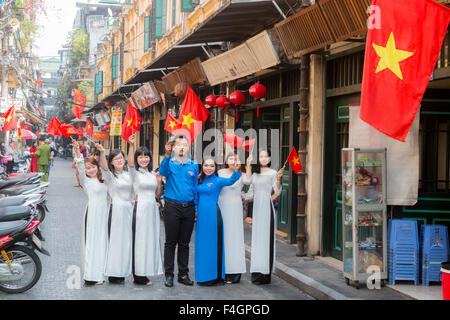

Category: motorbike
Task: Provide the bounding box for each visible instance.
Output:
[0,208,49,293]
[0,174,49,222]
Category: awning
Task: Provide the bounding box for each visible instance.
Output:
[99,0,285,102]
[19,109,46,126]
[179,0,284,45]
[81,102,108,115]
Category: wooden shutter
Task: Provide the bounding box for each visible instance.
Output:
[181,0,199,12]
[144,16,150,51]
[112,54,118,80]
[154,0,166,39]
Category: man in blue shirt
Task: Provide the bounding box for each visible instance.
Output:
[159,135,198,287]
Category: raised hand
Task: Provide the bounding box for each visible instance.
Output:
[95,143,105,153]
[165,141,172,157]
[277,167,284,180]
[246,154,253,165]
[72,140,79,149]
[128,133,136,145]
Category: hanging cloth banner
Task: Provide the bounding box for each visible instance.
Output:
[349,105,419,206]
[110,107,123,136]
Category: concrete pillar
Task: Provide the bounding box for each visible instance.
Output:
[306,54,324,256]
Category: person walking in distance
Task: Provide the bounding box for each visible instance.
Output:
[159,136,198,287]
[31,137,51,182]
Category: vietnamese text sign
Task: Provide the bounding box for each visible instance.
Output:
[110,107,122,136]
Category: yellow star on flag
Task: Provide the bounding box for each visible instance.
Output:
[127,118,133,127]
[181,113,197,130]
[372,32,414,80]
[292,157,300,166]
[168,121,178,129]
[5,114,11,123]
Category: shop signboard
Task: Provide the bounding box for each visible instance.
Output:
[110,107,122,136]
[93,125,109,141]
[131,82,161,110]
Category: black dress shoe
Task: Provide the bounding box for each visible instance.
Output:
[165,275,174,287]
[178,275,194,286]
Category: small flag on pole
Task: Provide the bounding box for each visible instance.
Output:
[286,146,302,174]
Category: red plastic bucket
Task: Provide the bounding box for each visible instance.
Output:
[442,262,450,300]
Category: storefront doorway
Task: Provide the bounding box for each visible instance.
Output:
[237,103,298,243]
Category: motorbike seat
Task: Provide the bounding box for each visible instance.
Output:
[0,180,18,190]
[0,220,29,237]
[0,185,38,196]
[0,206,32,222]
[0,196,27,208]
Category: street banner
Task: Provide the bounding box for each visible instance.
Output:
[93,125,109,141]
[360,0,450,142]
[110,107,122,136]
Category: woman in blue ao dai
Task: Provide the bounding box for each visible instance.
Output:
[195,158,241,286]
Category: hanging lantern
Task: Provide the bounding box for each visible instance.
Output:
[205,94,217,107]
[229,90,245,106]
[249,83,266,100]
[216,96,230,109]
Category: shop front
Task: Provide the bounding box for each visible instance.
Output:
[321,42,450,298]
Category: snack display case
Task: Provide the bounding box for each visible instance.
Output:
[341,148,387,287]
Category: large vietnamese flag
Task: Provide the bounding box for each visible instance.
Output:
[360,0,450,142]
[177,86,210,145]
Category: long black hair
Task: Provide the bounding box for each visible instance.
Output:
[198,158,218,185]
[223,151,244,172]
[108,149,127,178]
[134,146,152,171]
[252,149,272,174]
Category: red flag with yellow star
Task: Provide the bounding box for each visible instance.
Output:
[287,146,302,174]
[1,105,17,133]
[86,118,93,137]
[164,112,181,134]
[60,124,78,138]
[360,0,450,142]
[121,104,142,143]
[177,86,210,145]
[73,89,86,120]
[46,116,62,136]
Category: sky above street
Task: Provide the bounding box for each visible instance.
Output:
[34,0,79,58]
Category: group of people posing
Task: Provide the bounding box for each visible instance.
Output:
[74,134,284,287]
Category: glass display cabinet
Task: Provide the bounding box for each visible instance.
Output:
[342,148,387,288]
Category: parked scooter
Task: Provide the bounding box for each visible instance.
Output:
[0,174,49,222]
[0,209,49,293]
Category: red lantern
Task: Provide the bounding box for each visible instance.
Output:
[205,94,216,107]
[229,90,245,106]
[216,96,230,109]
[249,83,266,100]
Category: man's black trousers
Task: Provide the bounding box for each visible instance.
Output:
[163,199,195,278]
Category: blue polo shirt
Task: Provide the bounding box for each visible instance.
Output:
[159,155,199,205]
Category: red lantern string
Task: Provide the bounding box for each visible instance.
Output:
[257,106,260,117]
[236,110,238,123]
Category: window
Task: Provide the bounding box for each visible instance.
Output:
[144,15,152,52]
[112,54,118,80]
[181,0,200,12]
[154,0,167,39]
[95,71,103,95]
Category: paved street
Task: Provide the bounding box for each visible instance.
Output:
[0,158,311,300]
